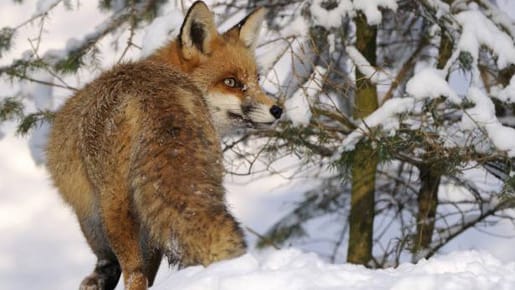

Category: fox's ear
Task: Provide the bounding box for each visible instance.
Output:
[179,1,218,59]
[226,7,266,51]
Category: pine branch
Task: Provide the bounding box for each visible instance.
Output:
[311,107,356,131]
[0,27,15,57]
[117,0,139,63]
[13,0,63,30]
[0,0,157,78]
[8,70,77,91]
[16,110,54,136]
[0,97,24,122]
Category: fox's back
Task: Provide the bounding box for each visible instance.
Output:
[46,61,223,214]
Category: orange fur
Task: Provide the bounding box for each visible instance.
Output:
[46,2,280,290]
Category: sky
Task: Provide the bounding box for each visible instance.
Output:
[1,0,515,289]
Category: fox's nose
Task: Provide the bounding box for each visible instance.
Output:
[270,105,283,119]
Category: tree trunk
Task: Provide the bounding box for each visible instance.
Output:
[437,0,454,70]
[413,166,441,256]
[437,31,453,70]
[347,13,379,266]
[411,10,452,258]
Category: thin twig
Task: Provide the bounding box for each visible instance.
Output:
[245,226,280,250]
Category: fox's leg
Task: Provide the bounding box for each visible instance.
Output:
[77,208,121,290]
[100,185,148,290]
[143,250,161,287]
[139,231,162,287]
[79,259,121,290]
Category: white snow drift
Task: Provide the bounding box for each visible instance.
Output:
[151,249,515,290]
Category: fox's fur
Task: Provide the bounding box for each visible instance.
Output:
[46,2,281,290]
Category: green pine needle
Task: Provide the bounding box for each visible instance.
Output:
[16,110,54,136]
[0,27,14,58]
[0,97,24,122]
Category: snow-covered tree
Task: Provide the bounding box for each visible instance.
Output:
[1,0,514,267]
[219,0,515,266]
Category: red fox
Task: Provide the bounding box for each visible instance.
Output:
[46,2,282,290]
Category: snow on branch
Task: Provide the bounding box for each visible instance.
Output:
[474,0,515,40]
[309,0,398,29]
[353,0,398,25]
[335,68,459,154]
[334,0,515,159]
[492,75,515,103]
[335,97,415,153]
[461,88,515,157]
[406,68,460,103]
[284,67,327,126]
[455,6,515,69]
[309,0,353,29]
[346,45,390,85]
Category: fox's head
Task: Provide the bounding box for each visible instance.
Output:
[154,1,282,135]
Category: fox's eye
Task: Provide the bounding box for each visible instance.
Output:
[224,78,237,88]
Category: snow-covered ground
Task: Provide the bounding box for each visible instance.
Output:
[2,0,515,290]
[151,249,515,290]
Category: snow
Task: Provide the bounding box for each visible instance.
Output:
[488,0,515,39]
[28,122,51,165]
[309,0,353,30]
[497,0,515,19]
[461,87,498,130]
[285,88,312,126]
[336,97,415,152]
[493,75,515,103]
[140,9,184,57]
[424,0,451,17]
[257,16,308,79]
[406,68,460,103]
[284,66,328,126]
[346,46,390,85]
[309,0,398,27]
[147,249,515,290]
[469,89,515,157]
[19,70,54,165]
[35,0,60,15]
[353,0,398,26]
[461,88,515,157]
[455,8,515,69]
[20,70,54,111]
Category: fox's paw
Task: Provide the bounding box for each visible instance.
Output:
[79,272,105,290]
